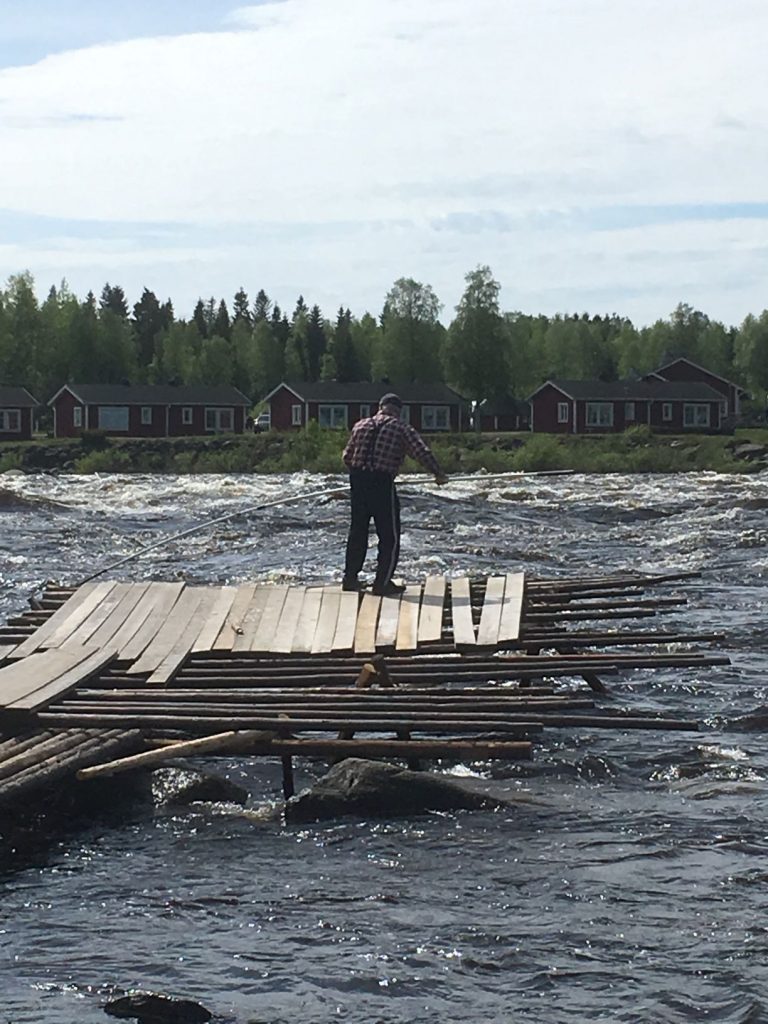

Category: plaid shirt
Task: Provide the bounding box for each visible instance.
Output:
[343,412,442,477]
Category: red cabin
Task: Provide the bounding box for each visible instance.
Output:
[0,387,38,441]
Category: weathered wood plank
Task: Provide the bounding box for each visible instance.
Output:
[375,593,401,648]
[271,587,307,653]
[354,593,382,654]
[6,645,118,712]
[418,576,446,643]
[0,645,16,663]
[232,586,270,652]
[13,581,116,657]
[251,585,290,652]
[212,584,257,651]
[112,582,184,659]
[0,644,103,709]
[291,588,324,654]
[499,572,525,642]
[311,586,342,654]
[450,577,475,646]
[87,582,152,648]
[63,582,137,647]
[477,575,506,646]
[127,588,205,675]
[395,584,422,652]
[332,590,361,652]
[192,586,238,652]
[148,590,219,684]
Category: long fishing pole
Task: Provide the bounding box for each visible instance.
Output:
[74,468,573,586]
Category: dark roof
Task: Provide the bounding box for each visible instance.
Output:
[267,381,466,404]
[0,386,38,407]
[49,384,251,406]
[530,379,726,402]
[480,397,531,417]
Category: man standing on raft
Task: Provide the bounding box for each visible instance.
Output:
[342,392,448,596]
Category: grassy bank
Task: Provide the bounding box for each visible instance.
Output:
[1,424,767,475]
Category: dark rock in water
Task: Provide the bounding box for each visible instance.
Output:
[104,991,212,1023]
[152,766,249,808]
[285,757,506,823]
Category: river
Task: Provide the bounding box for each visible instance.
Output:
[0,470,767,1024]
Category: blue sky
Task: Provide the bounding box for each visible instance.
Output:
[1,0,767,326]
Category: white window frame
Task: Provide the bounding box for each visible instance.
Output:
[182,407,193,425]
[317,404,348,429]
[0,409,21,432]
[625,402,635,421]
[662,402,673,422]
[291,404,302,426]
[421,405,450,431]
[205,407,234,432]
[557,402,569,423]
[73,406,83,428]
[399,404,411,425]
[683,403,711,428]
[359,403,371,419]
[141,406,152,425]
[98,406,129,431]
[585,402,614,428]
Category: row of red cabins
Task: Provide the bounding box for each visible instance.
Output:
[0,360,749,442]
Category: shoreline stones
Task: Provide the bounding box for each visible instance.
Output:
[104,991,212,1024]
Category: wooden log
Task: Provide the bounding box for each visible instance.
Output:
[76,728,277,779]
[229,737,534,761]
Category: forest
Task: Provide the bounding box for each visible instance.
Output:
[1,266,767,414]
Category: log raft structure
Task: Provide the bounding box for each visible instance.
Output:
[0,571,728,804]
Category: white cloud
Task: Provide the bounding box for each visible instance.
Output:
[0,0,767,322]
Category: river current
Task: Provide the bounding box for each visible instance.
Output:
[0,470,767,1024]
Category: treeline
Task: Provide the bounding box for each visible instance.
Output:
[1,267,767,412]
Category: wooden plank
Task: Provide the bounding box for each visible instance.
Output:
[450,577,475,647]
[375,593,401,648]
[212,584,256,651]
[418,576,446,643]
[192,586,238,652]
[0,644,103,709]
[63,582,138,647]
[148,590,219,684]
[395,584,422,652]
[13,581,116,657]
[87,582,152,648]
[112,582,184,659]
[499,572,525,642]
[477,575,506,646]
[251,585,290,652]
[127,588,204,674]
[354,593,382,655]
[311,586,342,654]
[291,588,324,654]
[0,645,16,663]
[6,645,118,713]
[271,587,307,654]
[332,590,360,652]
[233,586,271,652]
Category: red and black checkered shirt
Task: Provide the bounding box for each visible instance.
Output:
[343,412,442,477]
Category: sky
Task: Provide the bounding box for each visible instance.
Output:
[1,0,767,327]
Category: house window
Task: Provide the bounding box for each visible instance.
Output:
[359,403,371,419]
[73,407,83,428]
[318,404,348,428]
[421,406,450,430]
[585,402,614,428]
[141,406,152,425]
[625,402,635,421]
[399,405,411,425]
[683,403,711,428]
[98,406,129,431]
[291,404,302,426]
[205,407,234,432]
[182,407,193,425]
[662,403,673,422]
[0,410,20,432]
[557,402,569,423]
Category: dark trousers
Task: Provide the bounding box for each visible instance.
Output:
[344,469,400,589]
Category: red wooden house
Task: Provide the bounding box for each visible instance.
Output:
[644,357,749,419]
[48,384,251,439]
[263,381,467,432]
[476,397,531,432]
[529,379,727,434]
[0,387,38,441]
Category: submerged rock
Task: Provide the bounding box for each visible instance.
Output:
[285,757,506,823]
[151,767,249,808]
[104,991,212,1023]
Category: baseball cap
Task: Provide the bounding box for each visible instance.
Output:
[379,392,403,409]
